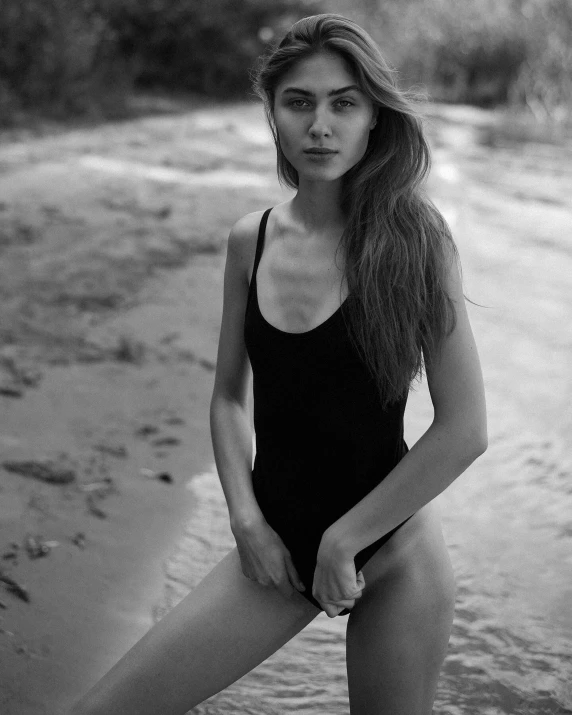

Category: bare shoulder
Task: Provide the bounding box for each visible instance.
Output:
[227,210,266,272]
[212,209,268,403]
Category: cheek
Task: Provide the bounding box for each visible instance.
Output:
[348,123,373,157]
[274,115,291,144]
[275,121,299,158]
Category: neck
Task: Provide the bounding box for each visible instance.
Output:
[290,177,345,234]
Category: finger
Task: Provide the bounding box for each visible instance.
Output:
[328,598,356,609]
[329,586,362,602]
[343,571,365,597]
[284,553,306,592]
[274,578,297,600]
[322,603,339,618]
[339,583,363,598]
[269,566,297,599]
[321,596,356,613]
[323,602,344,618]
[346,575,365,599]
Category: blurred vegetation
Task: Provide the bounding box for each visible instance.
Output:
[94,0,323,96]
[0,0,570,128]
[0,0,128,123]
[0,0,322,126]
[369,0,572,122]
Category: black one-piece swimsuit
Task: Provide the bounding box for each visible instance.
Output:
[244,208,412,615]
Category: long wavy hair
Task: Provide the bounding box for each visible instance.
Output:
[252,13,460,407]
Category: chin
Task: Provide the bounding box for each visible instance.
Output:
[299,166,344,181]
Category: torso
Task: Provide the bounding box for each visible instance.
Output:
[243,205,412,614]
[246,203,349,334]
[241,205,446,614]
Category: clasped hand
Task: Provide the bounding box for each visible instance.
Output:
[312,538,365,618]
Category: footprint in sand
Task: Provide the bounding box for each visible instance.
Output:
[151,436,182,448]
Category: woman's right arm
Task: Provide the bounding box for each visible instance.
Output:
[209,213,306,599]
[210,212,263,531]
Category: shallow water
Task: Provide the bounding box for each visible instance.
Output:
[156,128,572,713]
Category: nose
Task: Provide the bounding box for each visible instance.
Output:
[308,109,332,138]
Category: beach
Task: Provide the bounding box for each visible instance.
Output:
[0,98,571,714]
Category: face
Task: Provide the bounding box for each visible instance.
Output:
[273,51,377,183]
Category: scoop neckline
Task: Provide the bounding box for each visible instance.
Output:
[254,281,349,337]
[252,205,350,337]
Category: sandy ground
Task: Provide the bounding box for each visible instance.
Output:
[0,97,288,714]
[0,96,570,714]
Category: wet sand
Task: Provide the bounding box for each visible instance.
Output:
[0,268,224,712]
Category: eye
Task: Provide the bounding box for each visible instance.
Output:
[336,100,354,109]
[288,99,309,109]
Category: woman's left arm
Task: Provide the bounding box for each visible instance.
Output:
[321,252,488,562]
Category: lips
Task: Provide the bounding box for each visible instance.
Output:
[303,148,337,154]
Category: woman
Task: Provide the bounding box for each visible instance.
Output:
[70,13,487,715]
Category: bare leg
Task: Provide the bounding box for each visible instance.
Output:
[69,547,319,715]
[346,503,456,715]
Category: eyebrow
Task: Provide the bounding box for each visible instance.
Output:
[280,84,362,97]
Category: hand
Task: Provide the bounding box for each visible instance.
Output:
[312,539,365,618]
[232,517,306,601]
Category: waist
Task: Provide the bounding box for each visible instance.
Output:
[253,382,406,444]
[251,438,409,531]
[253,429,407,483]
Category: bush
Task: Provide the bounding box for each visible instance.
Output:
[0,0,130,124]
[369,0,572,115]
[0,0,323,125]
[509,0,572,119]
[1,0,570,125]
[96,0,324,98]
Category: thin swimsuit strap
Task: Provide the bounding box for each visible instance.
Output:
[248,207,354,337]
[247,207,273,307]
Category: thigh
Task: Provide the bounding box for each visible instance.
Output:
[345,503,456,715]
[71,547,320,715]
